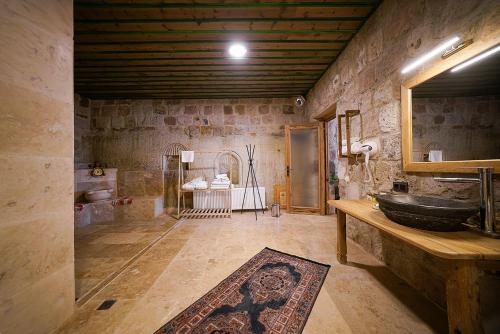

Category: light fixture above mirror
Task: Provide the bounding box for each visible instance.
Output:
[401,36,460,74]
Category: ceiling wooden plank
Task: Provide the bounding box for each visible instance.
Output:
[75,73,322,78]
[75,58,335,67]
[74,1,381,99]
[75,17,368,24]
[75,2,379,9]
[75,5,375,21]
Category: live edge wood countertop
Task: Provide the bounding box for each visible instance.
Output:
[328,199,500,261]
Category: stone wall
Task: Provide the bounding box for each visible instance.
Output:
[75,94,93,167]
[413,95,500,161]
[0,1,75,333]
[86,98,306,205]
[305,0,500,308]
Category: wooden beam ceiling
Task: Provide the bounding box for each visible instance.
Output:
[74,0,381,99]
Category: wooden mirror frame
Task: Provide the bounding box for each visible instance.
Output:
[401,37,500,174]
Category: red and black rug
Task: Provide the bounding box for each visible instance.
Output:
[154,248,330,334]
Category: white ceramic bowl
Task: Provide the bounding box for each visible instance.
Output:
[85,189,113,202]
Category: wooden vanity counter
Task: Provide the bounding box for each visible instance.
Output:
[328,199,500,334]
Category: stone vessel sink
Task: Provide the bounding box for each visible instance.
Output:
[376,194,478,232]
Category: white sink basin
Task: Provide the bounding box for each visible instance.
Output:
[85,189,113,202]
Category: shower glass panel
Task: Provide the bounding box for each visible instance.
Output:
[286,123,324,214]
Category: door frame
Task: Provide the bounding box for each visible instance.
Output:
[285,123,326,215]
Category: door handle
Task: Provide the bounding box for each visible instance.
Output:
[286,166,290,177]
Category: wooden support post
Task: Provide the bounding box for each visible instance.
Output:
[337,210,347,264]
[445,260,482,334]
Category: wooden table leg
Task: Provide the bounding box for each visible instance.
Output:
[446,260,482,334]
[337,210,347,264]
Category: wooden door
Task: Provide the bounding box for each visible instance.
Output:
[285,123,326,214]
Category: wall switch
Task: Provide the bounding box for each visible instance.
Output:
[393,181,409,193]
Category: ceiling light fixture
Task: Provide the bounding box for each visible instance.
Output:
[401,36,460,74]
[228,43,247,59]
[451,45,500,72]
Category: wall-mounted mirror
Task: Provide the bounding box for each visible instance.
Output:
[401,40,500,173]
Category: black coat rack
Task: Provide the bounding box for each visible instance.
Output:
[241,144,265,220]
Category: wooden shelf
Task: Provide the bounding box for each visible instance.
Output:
[180,188,231,193]
[180,208,231,219]
[328,199,500,260]
[177,150,233,219]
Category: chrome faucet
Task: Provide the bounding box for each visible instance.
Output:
[434,167,496,234]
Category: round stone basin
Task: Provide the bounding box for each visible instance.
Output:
[376,194,479,232]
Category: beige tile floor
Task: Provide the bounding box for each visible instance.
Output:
[74,215,178,300]
[62,213,447,334]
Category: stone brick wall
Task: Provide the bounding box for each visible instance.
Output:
[85,98,305,205]
[413,95,500,161]
[75,94,93,166]
[305,0,500,308]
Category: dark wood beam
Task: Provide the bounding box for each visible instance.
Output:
[75,17,368,24]
[75,2,379,9]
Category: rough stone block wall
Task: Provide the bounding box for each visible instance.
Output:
[75,94,93,166]
[305,0,500,308]
[413,95,500,161]
[85,98,305,205]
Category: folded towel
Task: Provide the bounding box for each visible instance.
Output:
[211,184,230,189]
[181,150,195,163]
[182,183,195,190]
[429,150,443,162]
[182,176,206,190]
[194,181,208,190]
[211,180,231,185]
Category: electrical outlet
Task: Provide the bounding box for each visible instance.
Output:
[393,181,409,193]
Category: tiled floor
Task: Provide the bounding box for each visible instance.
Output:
[74,215,178,300]
[62,213,447,333]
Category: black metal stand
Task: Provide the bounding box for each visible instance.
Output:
[241,144,265,220]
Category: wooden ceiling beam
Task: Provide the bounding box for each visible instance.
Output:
[83,94,298,99]
[75,56,336,62]
[75,76,315,85]
[75,2,378,9]
[76,49,342,55]
[76,85,311,91]
[76,39,349,45]
[76,29,358,35]
[75,17,368,24]
[77,88,307,93]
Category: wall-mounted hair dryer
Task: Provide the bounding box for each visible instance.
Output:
[350,140,378,183]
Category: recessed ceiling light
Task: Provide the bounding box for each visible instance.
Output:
[401,36,460,74]
[451,45,500,72]
[228,43,247,58]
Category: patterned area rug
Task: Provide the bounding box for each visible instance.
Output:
[154,248,330,334]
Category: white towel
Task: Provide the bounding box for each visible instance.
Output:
[429,150,443,162]
[341,145,348,155]
[211,184,230,189]
[194,181,208,190]
[181,151,194,163]
[212,179,231,184]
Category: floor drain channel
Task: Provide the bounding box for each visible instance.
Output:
[97,299,116,310]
